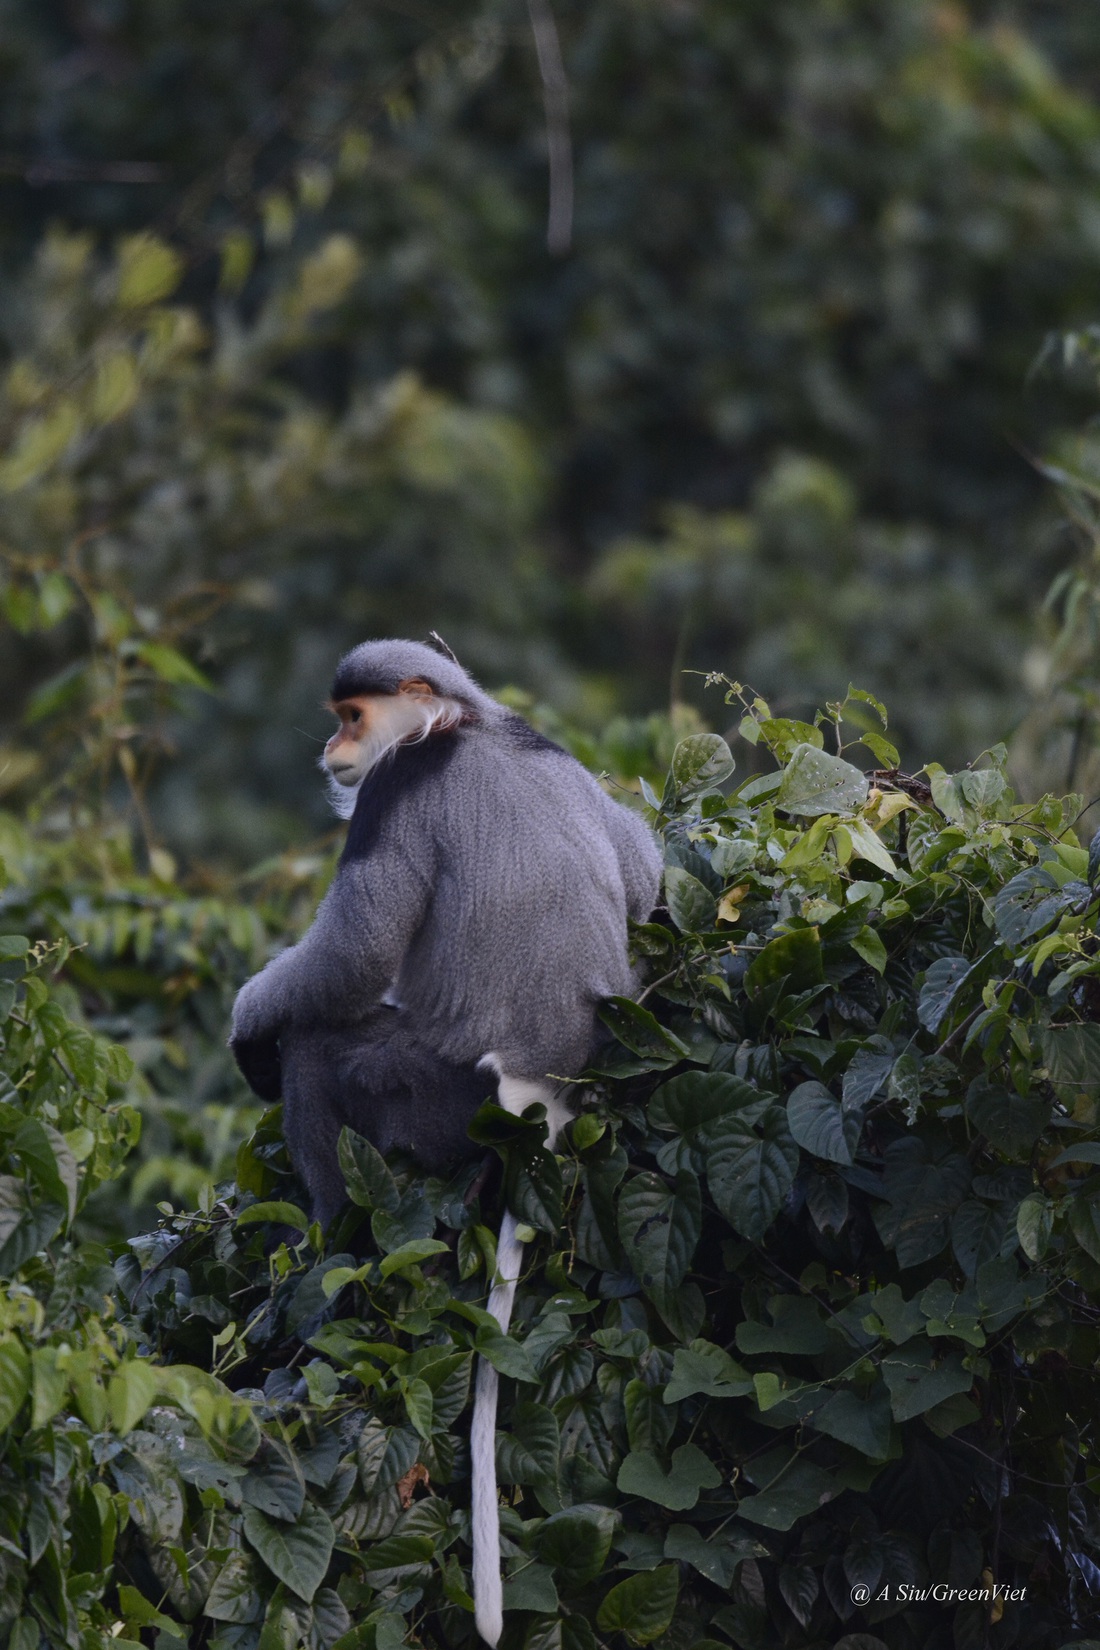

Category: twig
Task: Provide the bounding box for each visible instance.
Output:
[525,0,573,255]
[636,969,677,1006]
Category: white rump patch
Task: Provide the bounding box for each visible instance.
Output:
[478,1054,575,1148]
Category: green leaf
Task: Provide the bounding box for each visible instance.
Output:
[881,1339,972,1422]
[134,642,214,692]
[1069,1196,1100,1264]
[237,1201,310,1232]
[786,1081,860,1166]
[117,234,184,305]
[596,1565,679,1645]
[965,1081,1046,1157]
[337,1129,400,1212]
[597,998,690,1064]
[1041,1023,1100,1090]
[522,1614,597,1650]
[535,1505,616,1587]
[951,1200,1013,1277]
[107,1359,159,1434]
[663,1340,753,1403]
[649,1071,764,1136]
[13,1119,78,1224]
[662,1525,740,1589]
[506,1144,564,1235]
[1048,1143,1100,1168]
[851,925,888,974]
[242,1503,336,1603]
[203,1551,264,1623]
[378,1238,449,1277]
[616,1445,720,1511]
[735,1296,827,1355]
[808,1385,892,1458]
[664,867,717,933]
[0,1338,30,1431]
[736,1457,840,1529]
[1016,1193,1054,1261]
[503,1562,559,1614]
[671,733,735,795]
[776,744,868,817]
[497,1401,561,1490]
[844,819,898,876]
[617,1170,701,1299]
[744,927,825,997]
[917,956,975,1035]
[474,1325,538,1382]
[705,1105,799,1241]
[360,1533,434,1585]
[241,1442,307,1521]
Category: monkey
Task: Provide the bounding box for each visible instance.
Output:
[229,637,662,1646]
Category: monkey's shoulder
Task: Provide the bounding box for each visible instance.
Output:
[495,711,570,758]
[341,734,461,861]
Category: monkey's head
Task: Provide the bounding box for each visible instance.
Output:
[322,638,493,799]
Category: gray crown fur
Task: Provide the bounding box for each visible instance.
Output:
[330,638,501,715]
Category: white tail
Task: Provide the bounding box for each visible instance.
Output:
[471,1206,525,1646]
[470,1062,572,1646]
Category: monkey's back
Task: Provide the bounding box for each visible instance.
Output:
[364,715,660,1080]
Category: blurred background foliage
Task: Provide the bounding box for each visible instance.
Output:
[5,0,1100,1217]
[2,0,1100,862]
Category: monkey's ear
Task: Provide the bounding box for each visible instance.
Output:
[397,677,434,699]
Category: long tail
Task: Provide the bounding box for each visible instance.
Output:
[471,1207,525,1647]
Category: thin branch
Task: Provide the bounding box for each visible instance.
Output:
[526,0,573,255]
[0,156,163,185]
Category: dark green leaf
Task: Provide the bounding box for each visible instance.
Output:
[786,1081,860,1165]
[242,1503,335,1603]
[808,1385,892,1458]
[965,1081,1046,1157]
[337,1129,400,1213]
[737,1457,840,1529]
[1042,1024,1100,1091]
[881,1339,973,1422]
[745,928,825,997]
[617,1170,701,1299]
[663,1340,753,1403]
[597,998,690,1063]
[596,1565,679,1646]
[664,867,718,933]
[616,1445,720,1511]
[535,1505,616,1587]
[705,1106,799,1241]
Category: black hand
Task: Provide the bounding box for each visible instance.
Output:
[230,1034,283,1101]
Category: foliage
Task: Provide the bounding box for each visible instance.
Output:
[0,876,261,1647]
[3,690,1097,1645]
[3,2,1100,847]
[0,802,337,1226]
[1013,326,1100,821]
[0,221,545,862]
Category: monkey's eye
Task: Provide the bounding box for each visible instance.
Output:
[348,707,362,724]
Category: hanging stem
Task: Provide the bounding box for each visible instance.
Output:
[526,0,573,255]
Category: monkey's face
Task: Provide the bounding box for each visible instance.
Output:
[323,677,436,787]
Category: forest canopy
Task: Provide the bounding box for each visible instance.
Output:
[3,1,1100,859]
[3,5,1100,1646]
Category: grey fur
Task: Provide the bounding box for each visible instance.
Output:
[230,638,662,1646]
[231,637,662,1149]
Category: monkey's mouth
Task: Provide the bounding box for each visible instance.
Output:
[329,763,360,784]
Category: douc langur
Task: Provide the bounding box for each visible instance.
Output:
[230,638,662,1646]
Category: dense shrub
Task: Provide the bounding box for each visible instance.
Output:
[3,686,1100,1646]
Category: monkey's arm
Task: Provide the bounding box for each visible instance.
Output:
[230,846,433,1045]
